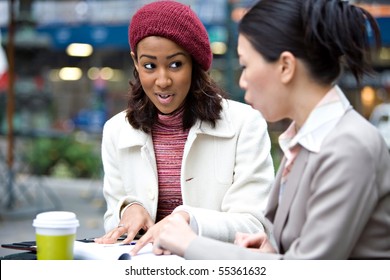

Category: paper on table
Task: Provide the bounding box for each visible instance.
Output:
[73,241,183,260]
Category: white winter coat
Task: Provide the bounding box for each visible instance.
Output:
[101,99,274,242]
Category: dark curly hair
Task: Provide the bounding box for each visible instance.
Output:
[125,61,228,133]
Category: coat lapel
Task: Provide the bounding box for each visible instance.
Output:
[272,148,310,249]
[266,157,285,221]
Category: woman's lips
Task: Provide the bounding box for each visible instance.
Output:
[156,93,174,104]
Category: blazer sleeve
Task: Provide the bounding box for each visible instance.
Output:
[184,236,281,260]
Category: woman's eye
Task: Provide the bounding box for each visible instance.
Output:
[170,61,182,68]
[144,63,155,70]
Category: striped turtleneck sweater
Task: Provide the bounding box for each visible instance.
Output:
[152,107,189,222]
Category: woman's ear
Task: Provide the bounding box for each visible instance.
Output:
[279,51,296,84]
[131,51,139,71]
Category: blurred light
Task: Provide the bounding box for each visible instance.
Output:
[87,67,100,80]
[361,86,376,107]
[211,42,227,55]
[87,67,124,81]
[100,67,114,80]
[66,43,93,57]
[59,67,82,81]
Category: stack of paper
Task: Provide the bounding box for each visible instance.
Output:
[73,241,183,260]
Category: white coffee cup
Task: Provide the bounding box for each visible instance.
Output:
[33,211,79,260]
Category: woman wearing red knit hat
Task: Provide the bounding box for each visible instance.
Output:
[95,1,275,255]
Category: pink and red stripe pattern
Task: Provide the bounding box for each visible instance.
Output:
[152,109,189,222]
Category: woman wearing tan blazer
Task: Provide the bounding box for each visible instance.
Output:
[153,0,390,259]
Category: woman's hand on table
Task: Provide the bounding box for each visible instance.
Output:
[152,213,197,257]
[234,232,277,253]
[130,211,192,256]
[94,204,154,244]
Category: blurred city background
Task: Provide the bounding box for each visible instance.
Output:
[0,0,389,257]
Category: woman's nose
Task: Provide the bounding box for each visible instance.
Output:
[239,73,247,90]
[155,69,172,88]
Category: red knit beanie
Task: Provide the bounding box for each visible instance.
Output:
[129,0,212,71]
